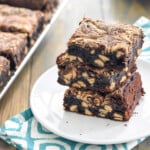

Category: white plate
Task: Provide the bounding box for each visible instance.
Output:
[30,59,150,145]
[0,0,68,100]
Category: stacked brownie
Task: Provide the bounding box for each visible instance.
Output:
[0,1,59,90]
[56,18,144,121]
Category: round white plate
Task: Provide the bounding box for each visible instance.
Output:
[30,59,150,145]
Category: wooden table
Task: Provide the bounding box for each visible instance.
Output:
[0,0,150,149]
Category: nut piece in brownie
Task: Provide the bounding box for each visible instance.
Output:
[67,18,144,70]
[63,72,144,121]
[57,52,137,92]
[0,32,28,70]
[0,4,44,46]
[0,56,10,90]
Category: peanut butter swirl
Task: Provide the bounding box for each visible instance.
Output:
[68,17,144,55]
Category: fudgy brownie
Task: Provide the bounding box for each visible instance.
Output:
[63,72,144,121]
[0,32,28,70]
[67,18,144,70]
[0,0,59,10]
[0,0,48,10]
[57,59,137,93]
[0,0,59,22]
[57,52,137,92]
[0,56,10,90]
[0,4,44,45]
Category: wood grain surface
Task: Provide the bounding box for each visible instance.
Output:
[0,0,150,149]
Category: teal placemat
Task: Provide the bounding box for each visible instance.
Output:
[0,17,149,150]
[0,109,146,150]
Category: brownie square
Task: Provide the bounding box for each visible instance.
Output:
[0,0,48,10]
[67,18,144,70]
[57,52,137,92]
[57,60,137,93]
[0,32,28,70]
[63,72,144,121]
[0,0,59,11]
[0,4,44,46]
[0,56,10,90]
[0,0,59,22]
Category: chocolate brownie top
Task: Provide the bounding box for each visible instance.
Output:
[0,4,44,36]
[0,32,27,54]
[68,17,144,55]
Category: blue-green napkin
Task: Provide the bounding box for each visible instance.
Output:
[0,17,149,150]
[0,109,146,150]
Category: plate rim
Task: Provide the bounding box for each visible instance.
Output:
[30,59,150,145]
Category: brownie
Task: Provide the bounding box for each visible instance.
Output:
[0,0,59,22]
[0,32,28,70]
[0,56,10,90]
[0,4,44,46]
[67,18,144,70]
[63,72,144,121]
[57,52,137,92]
[57,58,137,92]
[0,0,48,10]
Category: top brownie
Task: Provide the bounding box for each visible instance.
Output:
[0,4,44,43]
[68,18,144,70]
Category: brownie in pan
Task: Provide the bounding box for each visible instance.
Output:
[0,56,10,90]
[0,0,59,10]
[0,4,44,46]
[0,0,59,22]
[63,72,144,121]
[67,18,144,70]
[0,32,28,70]
[0,0,48,10]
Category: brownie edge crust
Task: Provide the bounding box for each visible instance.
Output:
[63,72,144,121]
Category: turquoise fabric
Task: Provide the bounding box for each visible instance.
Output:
[0,17,149,150]
[0,109,146,150]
